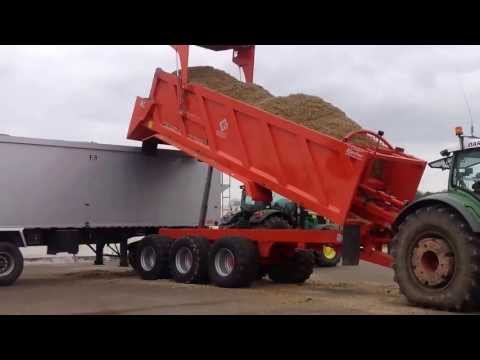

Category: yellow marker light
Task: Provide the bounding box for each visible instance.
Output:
[455,126,464,136]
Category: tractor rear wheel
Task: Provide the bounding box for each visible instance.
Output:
[392,205,480,311]
[254,216,290,280]
[256,215,292,280]
[257,216,291,229]
[268,250,315,284]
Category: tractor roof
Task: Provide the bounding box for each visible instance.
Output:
[444,136,480,154]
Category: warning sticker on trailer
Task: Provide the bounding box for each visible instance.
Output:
[346,147,364,161]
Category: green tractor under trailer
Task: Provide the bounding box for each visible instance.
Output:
[220,187,341,267]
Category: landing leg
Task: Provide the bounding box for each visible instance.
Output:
[94,242,105,266]
[119,239,128,267]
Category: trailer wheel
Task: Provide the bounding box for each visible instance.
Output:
[268,250,315,284]
[257,266,269,280]
[136,235,173,280]
[209,237,259,288]
[0,242,24,286]
[392,206,480,311]
[169,236,210,284]
[316,246,341,267]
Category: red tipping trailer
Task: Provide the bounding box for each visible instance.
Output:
[127,45,426,288]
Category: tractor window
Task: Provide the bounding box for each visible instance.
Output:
[244,195,255,206]
[452,150,480,194]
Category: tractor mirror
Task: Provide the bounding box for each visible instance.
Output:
[429,157,452,171]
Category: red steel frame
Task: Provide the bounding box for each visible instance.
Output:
[159,228,340,261]
[128,45,427,267]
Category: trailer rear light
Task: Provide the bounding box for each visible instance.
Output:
[337,233,343,243]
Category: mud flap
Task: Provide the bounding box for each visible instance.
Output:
[342,225,360,266]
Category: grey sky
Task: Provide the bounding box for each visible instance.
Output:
[1,45,479,193]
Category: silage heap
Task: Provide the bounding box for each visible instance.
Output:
[187,66,365,142]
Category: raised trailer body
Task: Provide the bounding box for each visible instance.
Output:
[0,135,222,256]
[128,65,426,268]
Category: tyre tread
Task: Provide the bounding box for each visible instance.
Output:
[392,205,480,311]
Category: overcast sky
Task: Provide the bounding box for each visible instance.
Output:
[1,45,479,193]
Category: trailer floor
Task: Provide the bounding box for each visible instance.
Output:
[0,262,464,315]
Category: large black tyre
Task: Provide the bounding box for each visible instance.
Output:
[254,216,290,280]
[256,216,291,229]
[268,250,315,284]
[392,206,480,312]
[316,246,341,267]
[209,237,259,288]
[169,236,210,284]
[220,213,250,229]
[0,242,24,286]
[136,235,173,281]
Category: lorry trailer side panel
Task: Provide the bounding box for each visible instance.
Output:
[0,135,222,232]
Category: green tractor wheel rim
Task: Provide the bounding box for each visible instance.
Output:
[322,246,337,260]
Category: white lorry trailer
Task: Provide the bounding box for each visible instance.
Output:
[0,134,223,285]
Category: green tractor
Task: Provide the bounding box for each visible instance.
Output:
[220,186,341,268]
[391,127,480,311]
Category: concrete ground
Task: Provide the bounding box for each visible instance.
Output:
[0,261,463,315]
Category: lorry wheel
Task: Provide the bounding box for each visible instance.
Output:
[316,246,341,267]
[392,206,480,311]
[268,250,315,284]
[136,235,173,281]
[169,236,210,284]
[209,237,259,288]
[0,242,24,286]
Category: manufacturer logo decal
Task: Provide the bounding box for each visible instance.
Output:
[219,118,229,132]
[216,118,229,138]
[466,140,480,149]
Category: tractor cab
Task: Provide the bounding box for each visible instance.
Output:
[220,186,297,228]
[220,185,331,230]
[240,185,269,213]
[451,151,480,195]
[430,126,480,197]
